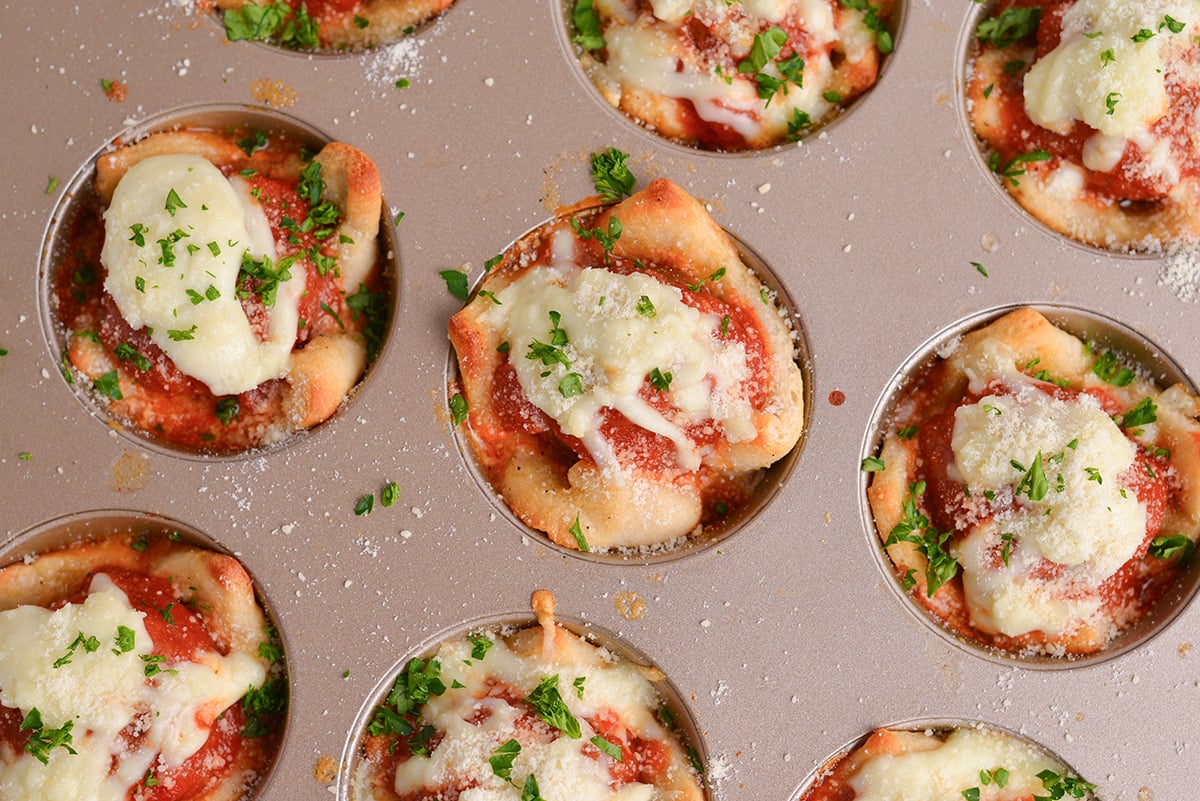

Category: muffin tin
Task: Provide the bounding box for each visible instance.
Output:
[3,1,1198,799]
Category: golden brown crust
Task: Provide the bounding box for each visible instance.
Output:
[283,331,368,429]
[449,178,804,550]
[967,26,1200,250]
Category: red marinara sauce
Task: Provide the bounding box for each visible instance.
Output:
[977,0,1200,200]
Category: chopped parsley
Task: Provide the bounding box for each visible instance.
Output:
[648,367,672,392]
[368,657,447,753]
[114,342,151,372]
[572,0,606,50]
[94,370,123,400]
[241,676,287,738]
[167,326,197,342]
[440,269,470,302]
[1148,534,1195,562]
[382,480,400,508]
[861,457,885,472]
[839,0,893,53]
[981,767,1010,787]
[1118,397,1157,430]
[524,675,581,738]
[467,633,493,661]
[976,6,1042,49]
[559,372,584,398]
[20,709,76,764]
[215,397,240,425]
[1091,349,1135,386]
[897,425,919,440]
[223,0,320,49]
[449,392,469,426]
[972,261,988,277]
[237,251,294,307]
[989,148,1052,187]
[590,147,637,202]
[591,735,624,760]
[489,739,522,781]
[1033,769,1096,799]
[354,494,374,516]
[1014,451,1049,501]
[568,513,590,552]
[237,129,268,156]
[883,481,960,596]
[1131,28,1155,43]
[164,188,187,216]
[570,215,622,256]
[636,295,656,317]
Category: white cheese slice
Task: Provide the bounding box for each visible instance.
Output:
[848,728,1069,800]
[483,230,753,475]
[1024,0,1200,139]
[0,572,266,801]
[102,153,305,396]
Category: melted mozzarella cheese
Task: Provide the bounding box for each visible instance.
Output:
[950,385,1145,637]
[102,153,305,396]
[391,631,674,801]
[0,573,266,801]
[1024,0,1200,139]
[848,728,1069,800]
[483,230,752,475]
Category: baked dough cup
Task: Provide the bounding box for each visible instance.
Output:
[797,725,1093,800]
[867,308,1200,655]
[966,7,1200,250]
[352,589,704,801]
[0,533,284,801]
[58,127,385,453]
[449,178,805,552]
[574,0,895,151]
[213,0,455,50]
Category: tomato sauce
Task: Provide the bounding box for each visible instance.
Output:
[980,0,1200,201]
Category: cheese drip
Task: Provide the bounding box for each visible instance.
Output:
[950,385,1145,637]
[102,153,305,396]
[390,631,676,800]
[1024,0,1200,139]
[484,230,753,475]
[0,573,266,801]
[848,728,1070,800]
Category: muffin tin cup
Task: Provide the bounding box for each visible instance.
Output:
[861,302,1200,670]
[37,102,401,460]
[3,2,1199,800]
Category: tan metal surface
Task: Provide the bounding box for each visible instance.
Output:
[0,1,1196,799]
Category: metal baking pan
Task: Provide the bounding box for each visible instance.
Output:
[1,1,1196,799]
